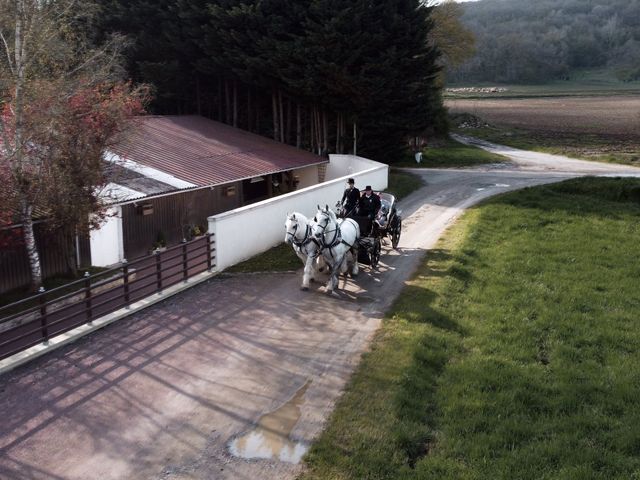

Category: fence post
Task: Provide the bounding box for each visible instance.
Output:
[207,233,215,270]
[155,251,163,293]
[84,271,92,324]
[38,287,49,344]
[123,259,130,307]
[182,240,188,282]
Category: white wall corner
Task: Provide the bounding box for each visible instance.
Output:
[116,206,125,263]
[207,216,220,272]
[89,207,125,267]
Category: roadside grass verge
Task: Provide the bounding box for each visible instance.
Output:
[394,137,508,168]
[457,123,640,166]
[225,170,424,273]
[387,169,424,200]
[225,242,300,273]
[300,177,640,479]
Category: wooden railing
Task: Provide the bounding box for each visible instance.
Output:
[0,234,215,361]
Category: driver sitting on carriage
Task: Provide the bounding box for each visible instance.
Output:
[340,178,360,217]
[356,186,381,236]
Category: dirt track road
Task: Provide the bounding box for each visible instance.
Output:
[2,138,640,480]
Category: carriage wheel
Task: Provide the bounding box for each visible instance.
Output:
[391,219,402,249]
[371,238,381,268]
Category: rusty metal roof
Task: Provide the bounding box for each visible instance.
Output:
[111,115,327,188]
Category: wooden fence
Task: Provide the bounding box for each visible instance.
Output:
[0,234,214,361]
[0,223,81,294]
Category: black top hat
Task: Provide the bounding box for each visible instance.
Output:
[365,185,372,191]
[347,178,355,184]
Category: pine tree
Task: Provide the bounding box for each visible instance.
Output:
[95,0,445,161]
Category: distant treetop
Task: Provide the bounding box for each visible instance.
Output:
[448,0,640,84]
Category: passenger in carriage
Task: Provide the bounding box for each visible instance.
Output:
[357,185,381,236]
[377,204,389,228]
[340,178,360,217]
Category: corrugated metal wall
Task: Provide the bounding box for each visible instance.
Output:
[122,182,243,261]
[0,224,72,294]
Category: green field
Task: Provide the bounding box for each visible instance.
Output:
[299,177,640,480]
[452,122,640,166]
[445,69,640,99]
[446,76,640,166]
[394,137,508,168]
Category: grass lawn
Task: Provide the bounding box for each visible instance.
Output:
[387,169,424,200]
[225,242,301,273]
[393,137,508,168]
[300,177,640,479]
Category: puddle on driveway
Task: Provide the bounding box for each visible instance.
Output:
[229,380,311,464]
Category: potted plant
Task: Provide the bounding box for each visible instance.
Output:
[189,224,206,239]
[151,231,167,253]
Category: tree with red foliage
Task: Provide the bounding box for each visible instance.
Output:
[0,0,148,291]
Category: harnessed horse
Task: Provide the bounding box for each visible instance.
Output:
[311,205,360,294]
[285,212,324,291]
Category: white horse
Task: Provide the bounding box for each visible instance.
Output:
[285,212,325,291]
[311,205,360,294]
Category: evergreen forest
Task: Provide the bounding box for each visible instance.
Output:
[449,0,640,84]
[94,0,445,161]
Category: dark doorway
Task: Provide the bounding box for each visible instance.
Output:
[242,177,269,204]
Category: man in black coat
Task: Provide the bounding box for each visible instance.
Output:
[340,178,360,217]
[357,185,381,235]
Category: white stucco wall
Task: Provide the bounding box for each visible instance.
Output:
[89,207,124,267]
[294,164,323,188]
[325,154,387,187]
[88,155,386,271]
[208,155,388,271]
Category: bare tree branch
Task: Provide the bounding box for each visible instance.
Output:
[0,29,15,74]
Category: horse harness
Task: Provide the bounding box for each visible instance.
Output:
[316,213,356,259]
[288,222,321,256]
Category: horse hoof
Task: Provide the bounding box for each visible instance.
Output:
[301,286,309,291]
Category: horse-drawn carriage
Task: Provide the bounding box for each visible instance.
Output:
[362,192,402,266]
[285,191,402,294]
[377,192,402,250]
[340,192,402,267]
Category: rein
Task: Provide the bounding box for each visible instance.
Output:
[317,213,354,252]
[288,221,321,255]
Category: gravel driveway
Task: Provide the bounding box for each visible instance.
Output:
[1,137,639,480]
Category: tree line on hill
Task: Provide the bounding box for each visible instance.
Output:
[94,0,446,161]
[447,0,640,84]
